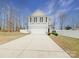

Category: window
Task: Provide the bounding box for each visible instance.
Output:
[30,17,32,22]
[40,17,42,22]
[40,17,43,22]
[46,17,47,22]
[33,17,37,23]
[42,17,43,22]
[34,17,36,22]
[35,17,37,22]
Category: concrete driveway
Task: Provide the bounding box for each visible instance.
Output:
[0,33,70,58]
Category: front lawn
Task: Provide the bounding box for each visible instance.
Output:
[0,32,27,44]
[50,35,79,58]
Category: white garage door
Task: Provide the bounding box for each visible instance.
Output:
[30,25,48,34]
[29,23,48,34]
[31,29,47,34]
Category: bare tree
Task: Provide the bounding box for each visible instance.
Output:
[0,2,26,32]
[59,13,67,30]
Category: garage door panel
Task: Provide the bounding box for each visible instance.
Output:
[31,29,47,34]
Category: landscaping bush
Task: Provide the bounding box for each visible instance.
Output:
[48,33,51,35]
[52,31,58,36]
[65,25,72,30]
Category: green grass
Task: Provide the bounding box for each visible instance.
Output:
[0,32,27,44]
[50,35,79,58]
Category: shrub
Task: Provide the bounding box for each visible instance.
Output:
[48,33,51,35]
[52,31,58,36]
[65,25,72,30]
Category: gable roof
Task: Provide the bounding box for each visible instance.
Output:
[32,10,46,16]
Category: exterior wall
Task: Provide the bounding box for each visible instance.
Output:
[28,16,50,34]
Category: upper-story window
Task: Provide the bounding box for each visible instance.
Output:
[40,17,42,22]
[34,17,37,23]
[34,17,36,22]
[40,17,43,22]
[46,17,47,22]
[30,17,32,22]
[35,17,37,22]
[41,17,43,22]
